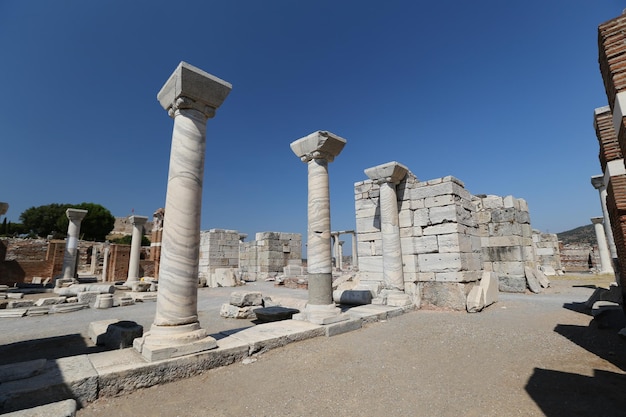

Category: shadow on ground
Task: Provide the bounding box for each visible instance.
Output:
[526,300,626,416]
[0,334,109,366]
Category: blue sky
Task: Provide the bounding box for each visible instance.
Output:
[1,1,624,250]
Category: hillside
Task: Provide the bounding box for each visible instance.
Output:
[557,224,596,246]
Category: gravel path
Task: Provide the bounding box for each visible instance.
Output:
[75,277,626,417]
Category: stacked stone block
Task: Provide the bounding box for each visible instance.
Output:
[532,230,562,273]
[598,14,626,304]
[198,229,241,287]
[239,232,302,282]
[355,174,483,309]
[474,195,534,293]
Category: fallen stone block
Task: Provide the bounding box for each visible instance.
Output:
[230,291,263,307]
[325,317,362,337]
[130,282,151,292]
[8,299,35,309]
[0,309,27,318]
[93,294,113,309]
[585,284,622,308]
[540,265,557,276]
[524,267,542,294]
[26,307,50,316]
[534,269,550,288]
[220,304,259,319]
[116,296,135,306]
[50,303,88,313]
[498,275,526,293]
[34,297,66,307]
[1,398,76,417]
[6,293,24,300]
[254,306,300,323]
[127,292,157,302]
[480,271,498,307]
[215,268,239,287]
[77,291,100,307]
[466,285,485,313]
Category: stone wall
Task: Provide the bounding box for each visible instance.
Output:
[532,230,562,273]
[559,243,599,272]
[198,229,241,287]
[240,232,302,282]
[474,195,534,293]
[355,174,483,309]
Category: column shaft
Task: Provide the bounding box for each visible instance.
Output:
[599,187,618,259]
[154,109,206,326]
[592,218,614,274]
[379,182,404,290]
[307,158,333,305]
[351,233,358,270]
[62,209,88,279]
[127,216,148,285]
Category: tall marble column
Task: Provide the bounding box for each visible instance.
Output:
[351,232,358,270]
[290,130,346,324]
[337,240,344,270]
[61,208,88,279]
[591,175,618,261]
[592,217,614,274]
[135,62,231,361]
[365,162,408,292]
[125,215,148,286]
[150,208,164,279]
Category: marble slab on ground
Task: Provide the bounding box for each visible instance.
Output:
[218,320,325,355]
[346,304,406,323]
[0,355,97,413]
[2,398,76,417]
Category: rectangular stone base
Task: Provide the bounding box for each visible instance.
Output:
[133,336,218,362]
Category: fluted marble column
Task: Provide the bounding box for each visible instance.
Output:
[365,162,408,291]
[591,175,618,261]
[290,130,346,324]
[125,215,148,286]
[135,62,231,362]
[592,217,614,274]
[61,208,88,279]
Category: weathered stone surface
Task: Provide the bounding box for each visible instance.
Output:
[94,294,114,309]
[480,271,498,307]
[2,399,76,417]
[498,275,526,293]
[7,300,34,309]
[325,318,362,337]
[466,285,485,313]
[534,269,550,288]
[77,291,100,307]
[215,268,240,287]
[50,303,88,313]
[421,282,467,311]
[0,359,46,383]
[34,297,66,307]
[229,291,263,307]
[220,304,259,319]
[524,266,542,294]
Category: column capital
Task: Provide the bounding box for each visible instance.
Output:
[591,175,605,190]
[364,161,409,185]
[290,131,346,163]
[129,215,149,226]
[591,217,604,225]
[66,208,88,222]
[157,61,232,120]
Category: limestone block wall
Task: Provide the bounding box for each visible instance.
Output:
[355,174,483,309]
[532,230,562,272]
[474,195,534,293]
[559,243,598,272]
[240,232,302,281]
[198,229,241,287]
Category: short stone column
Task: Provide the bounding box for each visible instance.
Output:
[351,232,358,270]
[337,241,344,270]
[290,130,347,324]
[61,208,88,279]
[125,215,148,287]
[365,162,408,291]
[591,175,618,261]
[592,217,614,274]
[134,62,231,361]
[101,243,110,281]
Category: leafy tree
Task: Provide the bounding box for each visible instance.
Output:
[110,234,151,246]
[20,202,115,241]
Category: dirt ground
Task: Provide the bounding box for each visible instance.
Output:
[74,275,626,417]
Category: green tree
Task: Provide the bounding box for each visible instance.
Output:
[20,202,115,241]
[110,234,151,246]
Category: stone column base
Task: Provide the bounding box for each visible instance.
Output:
[133,322,217,362]
[293,303,347,325]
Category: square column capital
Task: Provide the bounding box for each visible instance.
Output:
[157,62,232,117]
[591,175,605,190]
[364,161,409,184]
[290,131,346,162]
[129,215,149,226]
[66,208,88,221]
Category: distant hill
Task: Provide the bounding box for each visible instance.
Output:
[557,224,596,246]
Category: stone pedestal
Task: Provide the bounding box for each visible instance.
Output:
[134,62,231,361]
[290,131,347,324]
[124,215,148,287]
[592,217,614,274]
[365,162,408,292]
[61,209,88,279]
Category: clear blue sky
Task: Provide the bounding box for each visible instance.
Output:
[1,1,624,250]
